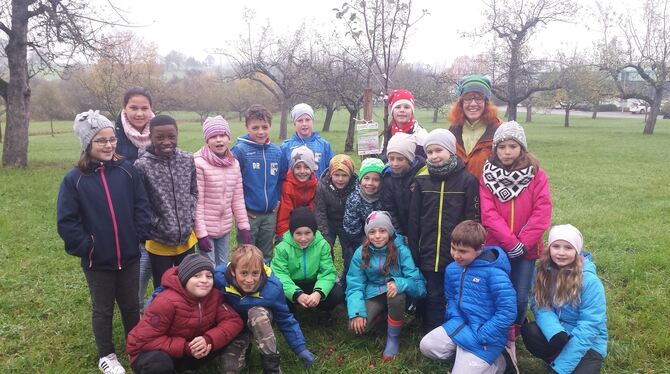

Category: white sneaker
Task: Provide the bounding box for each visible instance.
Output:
[98,353,126,374]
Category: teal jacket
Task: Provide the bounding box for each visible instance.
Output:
[345,235,426,319]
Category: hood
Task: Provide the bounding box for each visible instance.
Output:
[280,229,326,250]
[581,252,597,276]
[235,134,270,149]
[470,246,511,275]
[286,169,318,188]
[383,156,426,177]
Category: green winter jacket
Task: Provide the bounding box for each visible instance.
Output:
[271,230,337,301]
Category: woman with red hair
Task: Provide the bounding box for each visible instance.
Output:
[447,75,501,179]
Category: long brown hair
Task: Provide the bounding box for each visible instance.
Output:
[360,237,399,275]
[77,146,124,175]
[533,247,583,309]
[448,97,499,126]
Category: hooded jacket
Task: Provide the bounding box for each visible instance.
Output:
[57,159,151,270]
[449,118,500,180]
[442,246,517,364]
[134,147,197,246]
[126,267,243,364]
[381,156,426,235]
[280,131,334,179]
[275,170,318,237]
[342,184,383,244]
[532,253,608,374]
[314,168,358,240]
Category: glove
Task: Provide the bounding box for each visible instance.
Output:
[549,331,570,351]
[238,229,252,245]
[507,242,526,259]
[197,236,212,253]
[297,349,315,368]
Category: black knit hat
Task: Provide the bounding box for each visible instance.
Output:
[289,207,318,234]
[177,254,214,286]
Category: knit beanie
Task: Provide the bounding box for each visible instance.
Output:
[423,128,457,155]
[456,74,492,99]
[364,211,396,237]
[387,132,417,162]
[73,110,114,151]
[548,224,584,254]
[289,206,318,234]
[290,146,317,172]
[493,120,528,151]
[329,154,355,176]
[291,103,314,123]
[177,254,214,286]
[387,89,415,112]
[358,158,385,181]
[202,115,231,142]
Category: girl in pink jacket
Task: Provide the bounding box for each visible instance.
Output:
[194,116,252,265]
[480,120,552,362]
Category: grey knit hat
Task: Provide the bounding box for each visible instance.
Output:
[73,110,114,151]
[291,103,314,123]
[290,146,318,171]
[423,128,457,155]
[493,121,528,151]
[387,132,417,162]
[177,254,214,286]
[364,211,396,237]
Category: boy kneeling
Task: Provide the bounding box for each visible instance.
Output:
[420,221,517,373]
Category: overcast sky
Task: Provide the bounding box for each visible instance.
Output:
[102,0,631,67]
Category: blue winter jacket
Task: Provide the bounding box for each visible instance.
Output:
[57,159,151,270]
[213,263,308,355]
[442,246,517,364]
[532,253,608,374]
[342,185,383,246]
[346,235,426,319]
[280,132,334,179]
[231,135,286,213]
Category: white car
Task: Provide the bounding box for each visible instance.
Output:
[630,103,650,114]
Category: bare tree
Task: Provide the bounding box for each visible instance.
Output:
[222,78,277,121]
[395,63,454,123]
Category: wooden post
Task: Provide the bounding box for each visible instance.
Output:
[363,89,373,121]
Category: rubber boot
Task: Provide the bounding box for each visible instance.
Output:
[382,316,403,361]
[260,353,282,374]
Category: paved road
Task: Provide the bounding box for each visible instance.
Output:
[515,108,666,119]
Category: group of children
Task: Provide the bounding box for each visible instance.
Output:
[57,81,608,374]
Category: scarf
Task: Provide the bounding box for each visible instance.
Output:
[390,118,417,136]
[359,184,381,203]
[426,154,459,178]
[199,145,234,168]
[120,111,154,149]
[482,160,535,202]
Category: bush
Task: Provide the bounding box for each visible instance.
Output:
[598,104,619,112]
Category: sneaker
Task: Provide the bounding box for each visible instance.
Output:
[98,353,126,374]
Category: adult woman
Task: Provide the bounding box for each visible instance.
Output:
[447,74,501,180]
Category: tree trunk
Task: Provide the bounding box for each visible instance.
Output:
[2,1,31,167]
[591,110,597,119]
[644,87,662,135]
[432,108,439,123]
[238,111,243,122]
[507,101,518,121]
[322,103,335,132]
[564,107,570,128]
[50,118,54,137]
[525,103,532,123]
[279,101,289,140]
[344,109,357,152]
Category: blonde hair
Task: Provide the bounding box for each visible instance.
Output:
[229,244,264,273]
[533,246,583,309]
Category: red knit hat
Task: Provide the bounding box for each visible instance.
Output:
[388,89,415,112]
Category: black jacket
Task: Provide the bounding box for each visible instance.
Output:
[314,168,358,241]
[114,114,141,163]
[381,156,426,235]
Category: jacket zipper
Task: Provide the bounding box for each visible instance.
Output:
[99,165,123,269]
[168,160,183,244]
[303,249,307,280]
[435,180,445,272]
[378,250,384,294]
[262,146,269,212]
[197,302,203,335]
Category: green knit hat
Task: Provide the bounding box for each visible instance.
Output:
[358,158,385,181]
[456,74,492,99]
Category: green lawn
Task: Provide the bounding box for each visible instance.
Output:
[0,109,668,373]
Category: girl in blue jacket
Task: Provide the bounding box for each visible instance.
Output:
[57,110,151,374]
[522,224,608,374]
[346,211,426,361]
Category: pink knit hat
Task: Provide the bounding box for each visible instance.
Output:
[202,115,231,142]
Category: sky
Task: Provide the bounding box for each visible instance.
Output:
[101,0,630,67]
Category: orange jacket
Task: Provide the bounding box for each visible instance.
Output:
[449,118,500,180]
[275,170,317,237]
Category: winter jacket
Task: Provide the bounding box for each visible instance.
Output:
[342,185,383,245]
[381,157,426,235]
[193,150,250,239]
[214,263,308,355]
[442,246,517,364]
[276,170,318,237]
[532,253,608,374]
[126,267,243,364]
[57,159,151,270]
[408,160,480,273]
[480,168,552,260]
[231,135,286,213]
[346,235,426,319]
[114,114,141,163]
[271,230,337,301]
[449,118,500,180]
[314,169,358,240]
[134,147,197,247]
[280,132,334,179]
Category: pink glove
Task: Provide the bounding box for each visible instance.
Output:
[239,229,252,245]
[197,237,212,253]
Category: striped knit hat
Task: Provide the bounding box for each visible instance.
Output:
[456,74,492,99]
[202,115,231,142]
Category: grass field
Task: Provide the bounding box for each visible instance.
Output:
[1,109,669,373]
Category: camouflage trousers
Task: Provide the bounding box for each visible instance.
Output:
[221,306,278,373]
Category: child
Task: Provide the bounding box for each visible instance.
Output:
[343,157,385,248]
[57,110,151,374]
[275,146,318,238]
[194,115,252,265]
[126,254,243,373]
[231,104,286,261]
[271,207,344,314]
[280,103,334,178]
[346,211,426,361]
[134,114,198,288]
[214,245,316,372]
[387,89,428,158]
[480,120,552,358]
[522,225,608,374]
[382,132,426,236]
[420,220,517,373]
[408,128,480,334]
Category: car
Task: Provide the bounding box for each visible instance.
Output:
[630,102,650,114]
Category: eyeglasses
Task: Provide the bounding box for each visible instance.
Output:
[92,137,118,146]
[462,96,485,104]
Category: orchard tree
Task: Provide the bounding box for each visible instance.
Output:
[395,63,453,123]
[30,79,72,135]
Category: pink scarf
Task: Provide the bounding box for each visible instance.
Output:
[120,111,154,149]
[200,145,234,167]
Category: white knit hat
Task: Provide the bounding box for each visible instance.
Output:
[548,224,584,253]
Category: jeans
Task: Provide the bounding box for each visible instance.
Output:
[246,211,277,261]
[148,248,195,289]
[83,261,140,358]
[137,243,152,311]
[510,257,536,324]
[420,270,446,334]
[324,224,356,290]
[206,234,231,266]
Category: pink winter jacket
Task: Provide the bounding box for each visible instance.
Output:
[194,151,250,239]
[480,168,552,260]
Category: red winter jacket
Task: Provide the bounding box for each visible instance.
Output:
[126,267,243,363]
[275,170,317,236]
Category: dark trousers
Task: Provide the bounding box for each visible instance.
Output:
[83,260,140,358]
[419,270,446,334]
[521,322,603,373]
[131,349,224,374]
[325,225,356,290]
[510,257,536,325]
[148,247,195,288]
[288,280,345,312]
